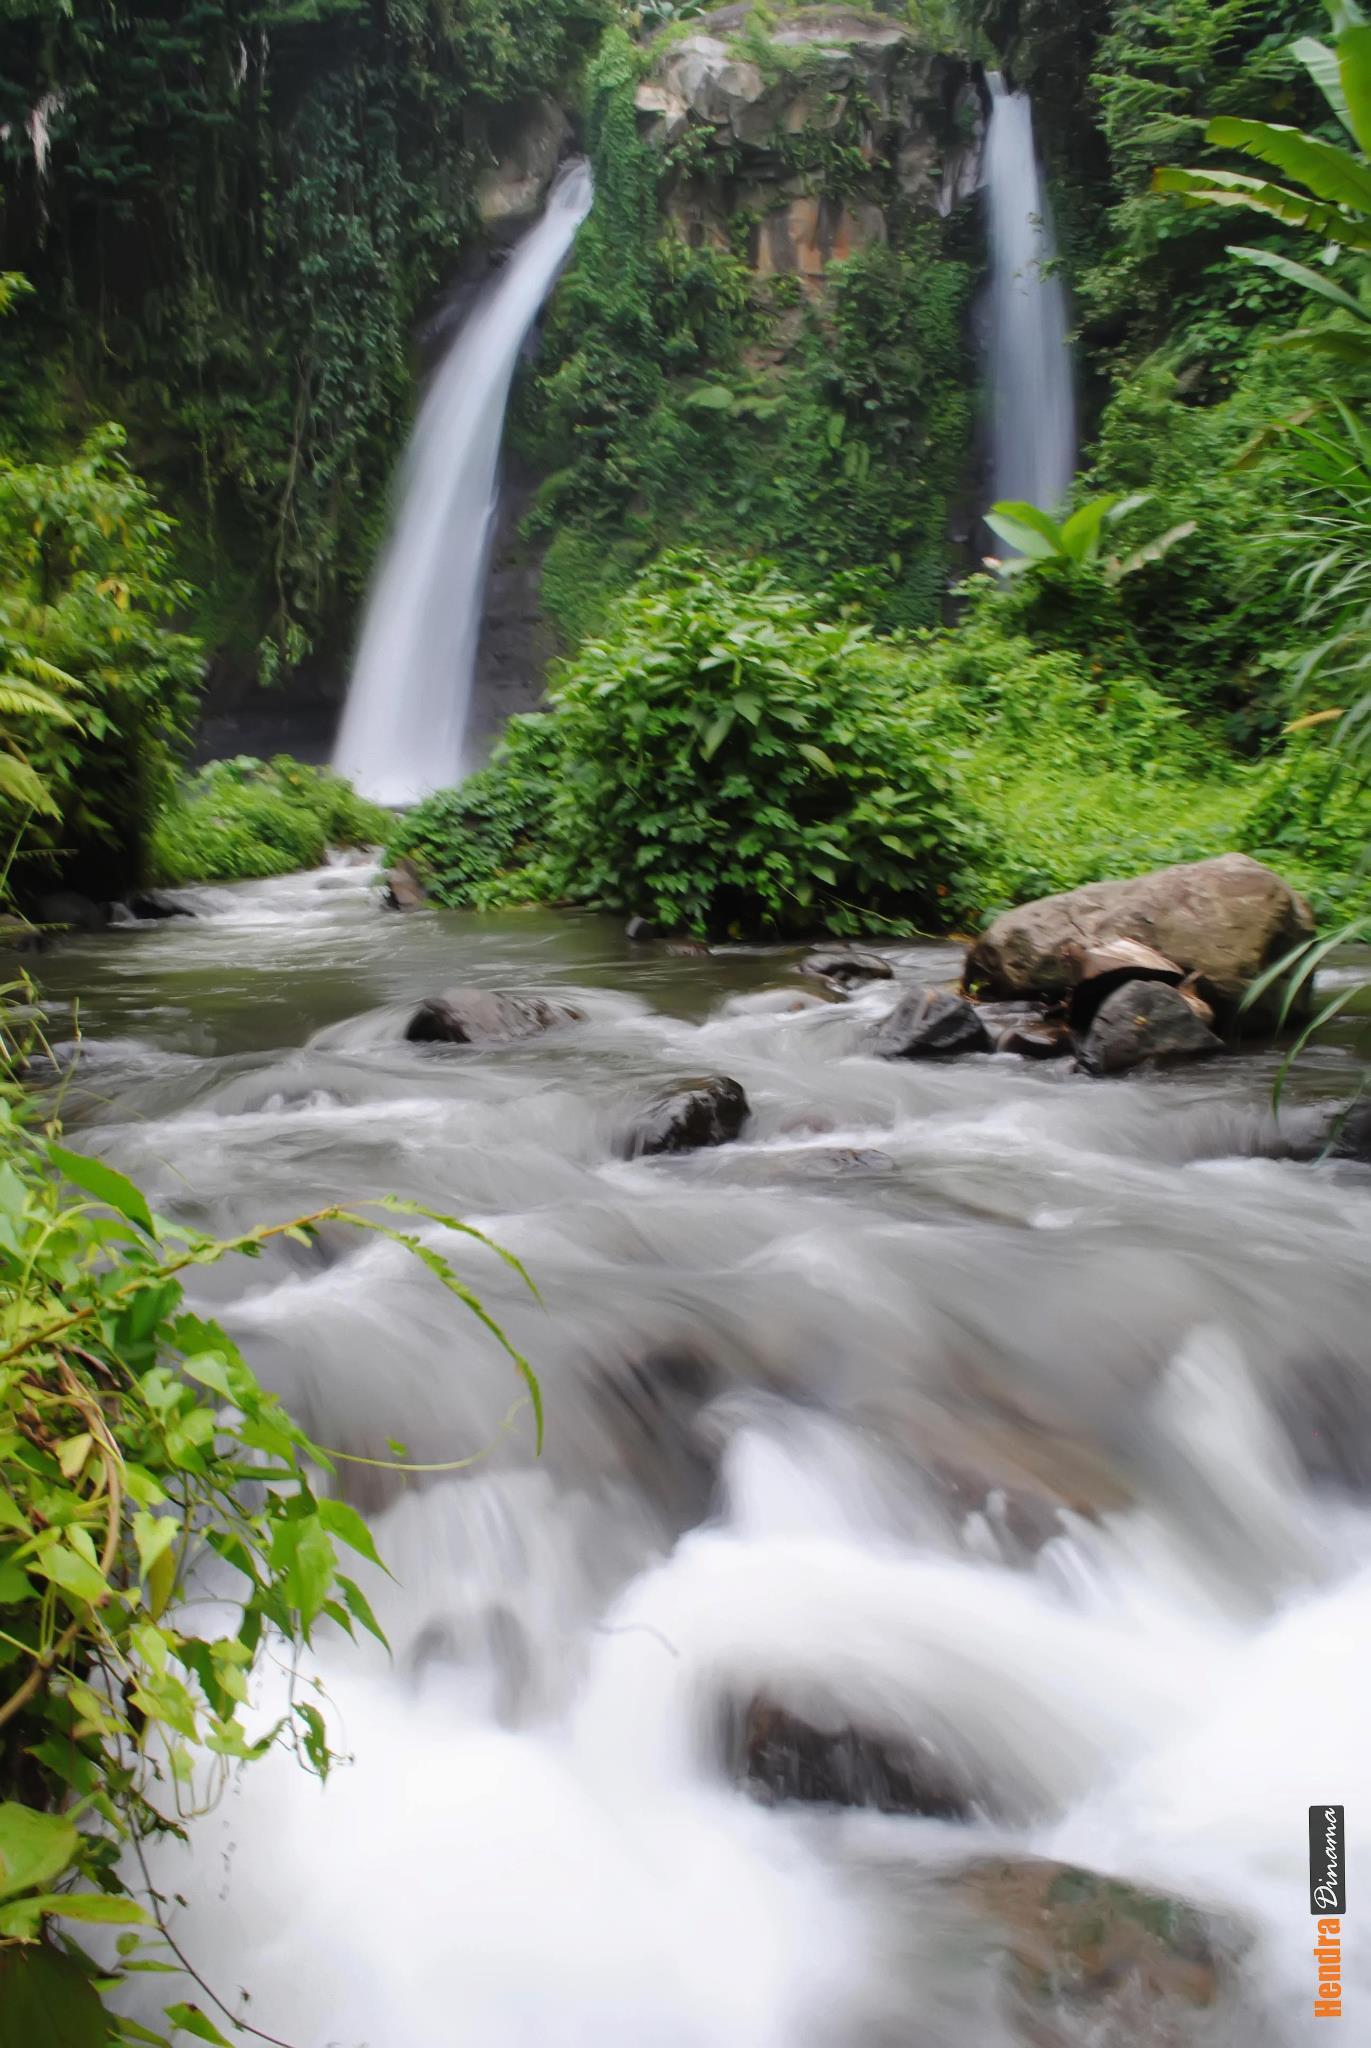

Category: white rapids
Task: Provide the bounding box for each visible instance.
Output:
[37,870,1371,2047]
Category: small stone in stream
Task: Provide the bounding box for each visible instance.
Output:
[404,988,583,1046]
[383,858,427,912]
[625,1075,749,1158]
[1330,1099,1371,1165]
[996,1021,1073,1060]
[727,1696,974,1820]
[625,915,655,943]
[127,889,195,921]
[870,986,991,1060]
[1078,979,1222,1076]
[798,948,893,985]
[665,938,711,957]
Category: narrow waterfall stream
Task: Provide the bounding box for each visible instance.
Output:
[34,871,1371,2047]
[984,76,1077,514]
[333,163,593,806]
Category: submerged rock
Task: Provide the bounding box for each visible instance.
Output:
[966,853,1315,1024]
[625,914,656,943]
[798,947,893,985]
[126,889,195,921]
[1078,980,1222,1076]
[404,988,583,1045]
[729,1696,974,1820]
[956,1857,1229,2030]
[625,1075,750,1158]
[870,986,991,1060]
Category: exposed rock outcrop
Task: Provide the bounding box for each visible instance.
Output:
[966,855,1315,1025]
[1077,980,1223,1076]
[404,988,584,1045]
[637,7,984,284]
[625,1075,751,1157]
[870,985,992,1059]
[728,1694,975,1818]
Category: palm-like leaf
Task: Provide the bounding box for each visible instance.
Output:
[0,676,82,726]
[0,752,59,817]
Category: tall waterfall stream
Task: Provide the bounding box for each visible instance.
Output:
[35,863,1371,2046]
[334,163,593,806]
[984,77,1077,515]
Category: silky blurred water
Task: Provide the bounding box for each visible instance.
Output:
[21,859,1371,2047]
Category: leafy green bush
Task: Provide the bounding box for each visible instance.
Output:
[0,421,203,894]
[545,552,980,936]
[0,1012,536,2041]
[150,755,389,885]
[385,715,562,909]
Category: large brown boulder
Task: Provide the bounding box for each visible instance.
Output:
[966,856,1314,1025]
[405,989,583,1045]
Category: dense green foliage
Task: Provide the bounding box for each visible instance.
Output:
[515,23,978,644]
[0,1024,535,2041]
[150,754,390,885]
[0,416,202,894]
[0,0,612,683]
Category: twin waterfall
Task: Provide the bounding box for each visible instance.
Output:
[333,87,1075,801]
[334,161,592,806]
[983,73,1077,518]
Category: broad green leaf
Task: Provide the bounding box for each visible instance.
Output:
[165,2004,234,2046]
[27,1891,152,1924]
[337,1574,388,1649]
[133,1511,178,1581]
[0,1943,108,2048]
[700,708,735,760]
[32,1541,108,1605]
[48,1143,156,1238]
[1295,36,1356,135]
[0,1803,79,1900]
[985,502,1063,558]
[1153,165,1371,254]
[1339,22,1371,155]
[317,1497,385,1572]
[796,743,837,774]
[1232,243,1371,318]
[1058,496,1118,564]
[1204,116,1371,212]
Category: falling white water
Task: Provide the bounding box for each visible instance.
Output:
[984,75,1076,515]
[334,161,593,807]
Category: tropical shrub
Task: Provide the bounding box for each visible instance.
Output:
[544,552,981,936]
[0,422,203,893]
[385,715,561,910]
[150,756,389,886]
[0,1013,537,2042]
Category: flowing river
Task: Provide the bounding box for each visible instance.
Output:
[29,860,1371,2047]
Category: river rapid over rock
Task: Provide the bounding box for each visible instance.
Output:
[28,856,1371,2048]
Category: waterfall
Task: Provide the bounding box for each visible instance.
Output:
[334,161,593,807]
[983,75,1076,516]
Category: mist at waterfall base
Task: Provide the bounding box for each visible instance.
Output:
[333,163,593,807]
[32,864,1370,2047]
[984,77,1076,517]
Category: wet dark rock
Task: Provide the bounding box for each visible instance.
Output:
[625,1075,750,1158]
[625,915,656,943]
[1077,980,1222,1076]
[1329,1099,1371,1166]
[126,889,195,921]
[798,947,893,985]
[956,1857,1229,2033]
[383,858,427,912]
[728,1696,974,1819]
[1065,938,1183,1034]
[870,986,992,1060]
[33,891,107,932]
[404,987,584,1045]
[595,1345,719,1533]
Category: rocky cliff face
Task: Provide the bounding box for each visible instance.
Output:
[640,8,983,284]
